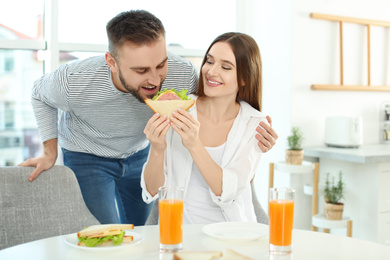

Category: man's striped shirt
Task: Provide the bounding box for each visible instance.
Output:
[31,52,198,158]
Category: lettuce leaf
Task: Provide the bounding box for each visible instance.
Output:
[78,230,125,247]
[152,88,191,101]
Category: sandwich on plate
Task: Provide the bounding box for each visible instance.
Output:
[145,89,195,119]
[77,224,134,247]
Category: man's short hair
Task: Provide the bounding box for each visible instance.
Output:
[106,10,166,58]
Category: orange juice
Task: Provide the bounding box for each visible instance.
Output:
[269,199,294,246]
[159,199,183,245]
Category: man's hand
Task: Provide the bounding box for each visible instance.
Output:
[256,115,278,153]
[18,138,58,181]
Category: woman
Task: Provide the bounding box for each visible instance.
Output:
[141,32,267,223]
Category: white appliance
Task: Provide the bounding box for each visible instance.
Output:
[324,116,363,148]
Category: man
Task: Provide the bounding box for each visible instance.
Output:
[19,10,278,225]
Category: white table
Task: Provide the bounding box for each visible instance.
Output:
[1,224,390,260]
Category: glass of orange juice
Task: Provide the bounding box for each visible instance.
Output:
[158,186,184,253]
[269,187,295,254]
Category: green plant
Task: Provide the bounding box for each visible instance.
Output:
[324,171,345,204]
[287,127,303,150]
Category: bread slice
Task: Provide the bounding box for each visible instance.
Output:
[78,235,133,247]
[144,99,195,119]
[221,249,254,260]
[77,224,134,237]
[173,251,223,260]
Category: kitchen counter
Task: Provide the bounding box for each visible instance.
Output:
[304,144,390,164]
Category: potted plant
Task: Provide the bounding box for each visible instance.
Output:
[285,127,304,165]
[324,171,345,220]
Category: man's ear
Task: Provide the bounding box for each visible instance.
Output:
[105,52,118,73]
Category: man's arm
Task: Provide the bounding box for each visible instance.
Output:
[18,138,58,181]
[19,64,71,180]
[256,115,278,152]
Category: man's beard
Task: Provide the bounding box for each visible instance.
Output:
[118,69,163,103]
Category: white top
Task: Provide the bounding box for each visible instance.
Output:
[2,224,390,260]
[141,95,266,222]
[185,144,226,224]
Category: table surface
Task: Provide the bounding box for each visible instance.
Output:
[1,224,390,260]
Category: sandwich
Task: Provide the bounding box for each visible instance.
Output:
[145,88,195,119]
[77,224,134,247]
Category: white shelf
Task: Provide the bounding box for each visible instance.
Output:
[312,214,351,229]
[274,161,314,174]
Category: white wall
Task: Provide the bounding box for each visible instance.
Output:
[245,0,390,214]
[291,0,390,146]
[239,0,292,211]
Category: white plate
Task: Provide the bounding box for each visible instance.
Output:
[64,231,142,252]
[202,222,268,242]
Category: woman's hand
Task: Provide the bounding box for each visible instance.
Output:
[143,113,170,151]
[170,108,201,151]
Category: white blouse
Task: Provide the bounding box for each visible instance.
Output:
[141,95,266,222]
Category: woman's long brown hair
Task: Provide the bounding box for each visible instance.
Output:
[196,32,262,111]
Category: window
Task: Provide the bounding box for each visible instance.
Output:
[0,0,44,40]
[4,55,14,72]
[58,0,236,49]
[0,0,237,166]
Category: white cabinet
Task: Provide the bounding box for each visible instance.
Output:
[378,164,390,212]
[378,164,390,245]
[378,213,390,246]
